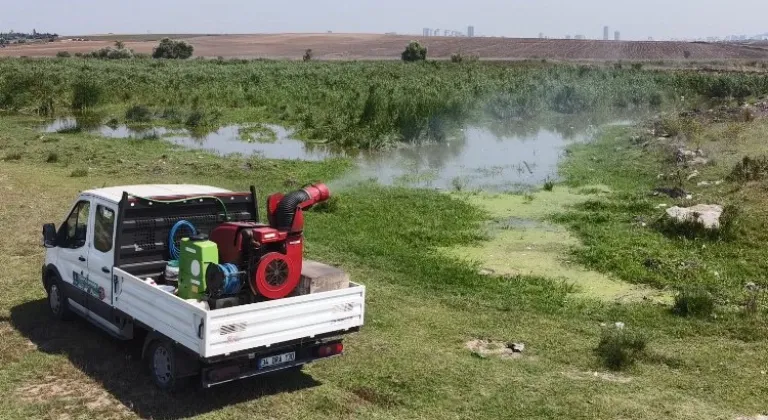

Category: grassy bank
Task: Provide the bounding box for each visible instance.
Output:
[4,58,768,149]
[558,111,768,305]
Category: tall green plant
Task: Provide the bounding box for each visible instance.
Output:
[71,76,102,110]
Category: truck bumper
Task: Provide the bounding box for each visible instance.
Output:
[201,339,343,388]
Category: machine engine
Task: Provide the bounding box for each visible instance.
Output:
[206,183,331,300]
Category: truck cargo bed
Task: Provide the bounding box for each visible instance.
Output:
[112,267,365,358]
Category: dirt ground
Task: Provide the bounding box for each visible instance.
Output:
[2,33,768,61]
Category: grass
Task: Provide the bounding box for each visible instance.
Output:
[2,61,768,419]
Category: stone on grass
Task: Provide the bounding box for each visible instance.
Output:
[665,204,723,229]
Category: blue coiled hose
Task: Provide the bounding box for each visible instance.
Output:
[220,263,243,295]
[208,263,242,296]
[169,220,197,260]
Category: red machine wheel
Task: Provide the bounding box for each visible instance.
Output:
[254,253,300,299]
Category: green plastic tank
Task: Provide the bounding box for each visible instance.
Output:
[178,237,219,300]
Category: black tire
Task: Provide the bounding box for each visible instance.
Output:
[47,273,73,320]
[148,340,177,391]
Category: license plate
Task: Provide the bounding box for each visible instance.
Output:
[259,351,296,369]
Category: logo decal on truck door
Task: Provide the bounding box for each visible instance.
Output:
[73,271,106,300]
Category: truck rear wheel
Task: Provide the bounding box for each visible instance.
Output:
[148,340,177,390]
[47,274,73,320]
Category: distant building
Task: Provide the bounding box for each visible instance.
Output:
[614,31,620,41]
[423,28,430,36]
[575,34,586,40]
[468,26,475,37]
[566,35,572,40]
[604,26,610,40]
[539,32,544,39]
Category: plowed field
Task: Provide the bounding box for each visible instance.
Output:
[2,33,768,61]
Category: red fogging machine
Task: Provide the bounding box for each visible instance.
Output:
[209,184,331,300]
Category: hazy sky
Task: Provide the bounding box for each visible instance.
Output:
[1,0,766,40]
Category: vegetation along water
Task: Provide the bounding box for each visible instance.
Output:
[2,57,768,419]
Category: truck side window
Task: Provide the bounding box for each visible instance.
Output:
[58,200,90,249]
[94,205,115,253]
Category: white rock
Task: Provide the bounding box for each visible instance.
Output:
[615,322,625,329]
[689,157,709,166]
[656,204,668,208]
[665,204,723,229]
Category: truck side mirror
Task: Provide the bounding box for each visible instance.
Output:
[42,223,57,248]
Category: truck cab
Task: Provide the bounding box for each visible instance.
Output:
[41,184,365,389]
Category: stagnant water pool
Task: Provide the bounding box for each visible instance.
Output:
[43,116,627,191]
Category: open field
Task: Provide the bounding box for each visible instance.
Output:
[2,60,768,419]
[3,33,768,61]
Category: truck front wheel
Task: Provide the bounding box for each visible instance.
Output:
[47,274,73,320]
[148,340,177,390]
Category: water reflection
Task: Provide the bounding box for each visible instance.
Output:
[42,110,637,191]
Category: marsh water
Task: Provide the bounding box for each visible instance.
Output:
[43,113,632,191]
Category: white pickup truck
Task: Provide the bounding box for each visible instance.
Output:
[41,184,365,389]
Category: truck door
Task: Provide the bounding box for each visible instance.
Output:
[86,199,118,327]
[55,198,92,313]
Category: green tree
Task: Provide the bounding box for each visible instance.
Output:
[303,49,313,61]
[401,41,427,62]
[115,41,125,49]
[152,38,194,59]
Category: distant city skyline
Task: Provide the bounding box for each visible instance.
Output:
[0,0,766,41]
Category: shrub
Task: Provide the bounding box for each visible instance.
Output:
[70,168,88,177]
[46,152,59,163]
[683,50,692,59]
[401,41,427,62]
[184,109,220,128]
[649,92,663,107]
[631,63,643,71]
[672,287,715,318]
[303,49,313,62]
[450,53,463,63]
[543,179,554,191]
[595,328,647,370]
[185,110,206,127]
[74,52,83,58]
[56,51,71,58]
[152,38,194,59]
[728,156,768,183]
[84,41,135,59]
[125,105,152,122]
[71,78,102,110]
[3,152,22,161]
